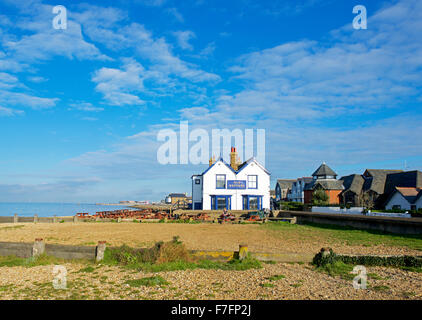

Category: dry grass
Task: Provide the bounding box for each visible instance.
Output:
[0,221,421,256]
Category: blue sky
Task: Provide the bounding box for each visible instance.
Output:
[0,0,421,203]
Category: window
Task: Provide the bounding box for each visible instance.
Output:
[217,197,227,209]
[249,197,258,209]
[248,175,257,189]
[195,179,200,184]
[211,195,231,210]
[242,195,262,210]
[216,174,226,189]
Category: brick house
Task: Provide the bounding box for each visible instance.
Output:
[304,163,344,205]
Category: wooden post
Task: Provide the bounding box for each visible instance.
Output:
[13,213,18,224]
[73,215,78,223]
[96,241,107,262]
[33,238,45,257]
[239,244,248,261]
[34,214,38,224]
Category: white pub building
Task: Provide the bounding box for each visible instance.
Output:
[191,147,270,210]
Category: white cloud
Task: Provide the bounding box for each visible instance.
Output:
[166,7,184,23]
[69,102,104,112]
[92,58,147,106]
[213,0,422,122]
[172,30,196,51]
[199,42,216,57]
[136,0,167,7]
[0,91,58,109]
[0,106,24,117]
[27,76,48,83]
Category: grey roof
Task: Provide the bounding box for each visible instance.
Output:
[276,179,295,189]
[304,179,344,191]
[312,163,337,177]
[340,174,365,195]
[384,170,422,195]
[168,193,187,197]
[362,169,403,195]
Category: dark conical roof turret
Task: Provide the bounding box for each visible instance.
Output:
[312,163,337,178]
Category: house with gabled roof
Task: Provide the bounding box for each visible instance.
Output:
[385,187,422,211]
[191,147,270,210]
[275,179,295,201]
[289,177,313,203]
[340,174,365,206]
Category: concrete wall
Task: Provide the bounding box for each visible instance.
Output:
[312,206,364,214]
[0,241,100,260]
[0,216,74,224]
[45,244,96,260]
[0,241,33,258]
[0,216,14,223]
[287,210,422,235]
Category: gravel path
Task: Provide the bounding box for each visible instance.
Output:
[0,263,421,300]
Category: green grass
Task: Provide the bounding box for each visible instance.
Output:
[264,221,422,251]
[315,260,355,280]
[102,241,262,273]
[400,266,422,273]
[290,280,304,288]
[266,274,285,281]
[0,225,25,231]
[371,285,390,292]
[104,254,262,272]
[260,283,275,288]
[125,276,169,287]
[78,266,96,273]
[0,254,92,268]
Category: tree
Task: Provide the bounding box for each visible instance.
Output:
[312,189,329,206]
[361,192,375,210]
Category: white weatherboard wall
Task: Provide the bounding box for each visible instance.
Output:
[193,158,270,210]
[385,192,412,210]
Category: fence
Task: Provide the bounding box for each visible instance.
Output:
[0,214,77,224]
[0,239,106,261]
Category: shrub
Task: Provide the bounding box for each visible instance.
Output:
[312,189,329,206]
[103,239,262,272]
[312,248,337,267]
[312,248,422,269]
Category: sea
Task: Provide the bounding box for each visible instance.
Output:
[0,203,132,217]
